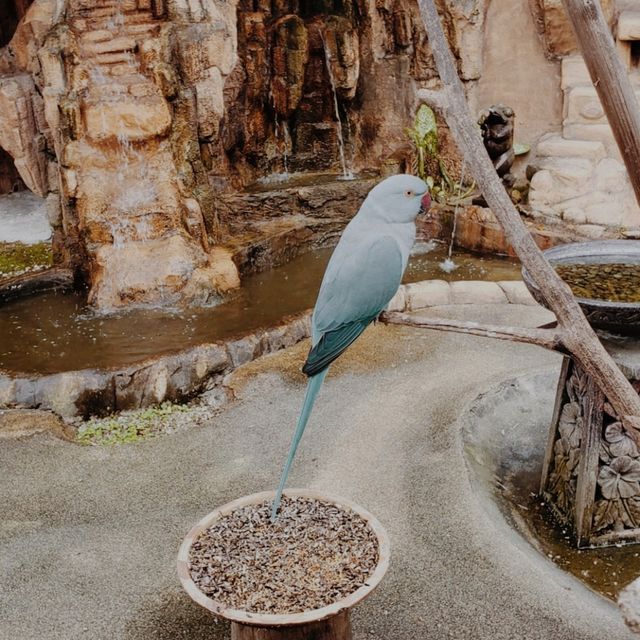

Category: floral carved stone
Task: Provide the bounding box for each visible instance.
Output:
[542,354,640,547]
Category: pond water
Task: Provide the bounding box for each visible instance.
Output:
[0,242,520,375]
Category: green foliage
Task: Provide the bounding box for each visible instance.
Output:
[405,104,475,205]
[0,242,52,276]
[76,401,189,446]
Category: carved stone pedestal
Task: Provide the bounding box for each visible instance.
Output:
[541,338,640,547]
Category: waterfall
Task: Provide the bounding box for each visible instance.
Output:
[321,34,354,181]
[439,162,467,273]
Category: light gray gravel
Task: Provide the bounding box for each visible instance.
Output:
[0,304,635,639]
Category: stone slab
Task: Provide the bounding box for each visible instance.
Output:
[618,10,640,41]
[405,279,451,309]
[450,280,507,305]
[536,135,606,162]
[561,55,592,90]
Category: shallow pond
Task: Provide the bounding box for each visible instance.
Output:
[0,242,519,375]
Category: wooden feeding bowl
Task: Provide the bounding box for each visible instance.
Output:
[177,489,390,640]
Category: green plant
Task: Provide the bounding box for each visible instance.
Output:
[76,401,189,445]
[405,104,475,205]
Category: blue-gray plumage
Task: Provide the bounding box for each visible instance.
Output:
[271,174,431,521]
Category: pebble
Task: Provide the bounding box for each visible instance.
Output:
[555,263,640,303]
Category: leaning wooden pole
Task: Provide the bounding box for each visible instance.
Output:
[414,0,640,440]
[562,0,640,206]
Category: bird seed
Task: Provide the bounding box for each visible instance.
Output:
[188,496,379,614]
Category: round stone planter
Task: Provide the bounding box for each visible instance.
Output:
[522,239,640,336]
[177,489,390,640]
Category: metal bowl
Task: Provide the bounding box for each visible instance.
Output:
[522,240,640,336]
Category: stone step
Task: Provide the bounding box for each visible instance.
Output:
[76,1,139,17]
[80,35,137,57]
[73,0,133,9]
[536,135,607,162]
[618,10,640,40]
[124,22,162,36]
[565,84,640,125]
[89,51,139,66]
[81,29,113,43]
[86,10,154,26]
[563,122,616,147]
[83,94,171,142]
[561,55,591,90]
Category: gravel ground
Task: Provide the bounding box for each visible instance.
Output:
[0,304,636,639]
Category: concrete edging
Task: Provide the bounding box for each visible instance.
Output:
[0,279,539,419]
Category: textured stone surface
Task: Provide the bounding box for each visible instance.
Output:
[0,408,71,440]
[497,280,537,306]
[406,279,451,309]
[450,281,507,305]
[536,135,606,162]
[618,10,640,41]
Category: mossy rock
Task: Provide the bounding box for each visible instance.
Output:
[0,242,53,276]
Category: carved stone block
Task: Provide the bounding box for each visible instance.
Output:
[542,346,640,547]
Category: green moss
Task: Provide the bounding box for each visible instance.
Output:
[0,242,53,276]
[76,401,189,446]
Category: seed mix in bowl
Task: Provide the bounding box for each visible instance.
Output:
[188,496,379,614]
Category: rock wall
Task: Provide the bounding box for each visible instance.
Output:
[2,0,602,310]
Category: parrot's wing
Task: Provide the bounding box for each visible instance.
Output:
[303,235,404,376]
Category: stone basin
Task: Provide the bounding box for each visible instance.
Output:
[522,240,640,336]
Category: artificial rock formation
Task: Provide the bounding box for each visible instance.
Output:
[3,0,593,309]
[0,0,241,309]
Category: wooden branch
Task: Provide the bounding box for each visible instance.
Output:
[562,0,640,207]
[381,312,563,350]
[415,0,640,444]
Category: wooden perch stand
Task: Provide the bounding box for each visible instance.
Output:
[410,0,640,443]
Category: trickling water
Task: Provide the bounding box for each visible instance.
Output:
[273,111,290,179]
[439,162,467,274]
[321,34,354,181]
[282,121,291,176]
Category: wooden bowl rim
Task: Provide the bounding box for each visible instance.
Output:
[177,488,391,627]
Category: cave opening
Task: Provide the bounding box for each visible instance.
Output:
[0,0,34,48]
[0,147,26,195]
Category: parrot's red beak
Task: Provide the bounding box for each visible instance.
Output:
[419,191,432,215]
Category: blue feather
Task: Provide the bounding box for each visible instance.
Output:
[270,369,328,522]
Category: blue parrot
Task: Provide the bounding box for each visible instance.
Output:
[270,174,431,521]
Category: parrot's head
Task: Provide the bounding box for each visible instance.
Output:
[364,174,431,223]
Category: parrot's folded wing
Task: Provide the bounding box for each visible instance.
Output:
[305,234,405,374]
[302,319,371,376]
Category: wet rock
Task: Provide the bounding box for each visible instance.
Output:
[271,14,308,117]
[323,15,359,100]
[0,75,47,196]
[227,335,263,369]
[0,408,72,440]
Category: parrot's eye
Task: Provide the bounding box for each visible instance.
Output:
[404,190,414,198]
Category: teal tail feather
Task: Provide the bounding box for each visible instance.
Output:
[270,369,328,522]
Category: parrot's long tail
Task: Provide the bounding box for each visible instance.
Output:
[270,369,328,522]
